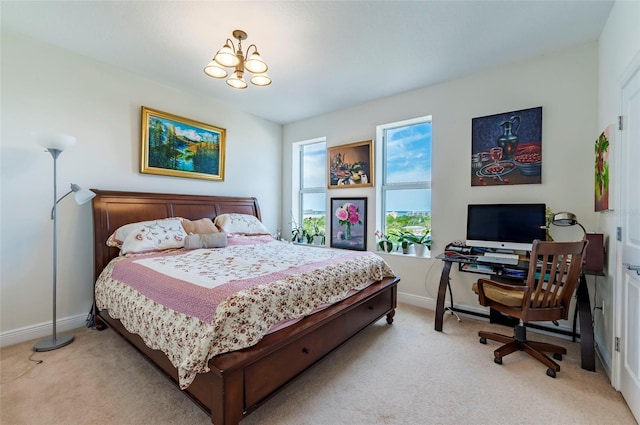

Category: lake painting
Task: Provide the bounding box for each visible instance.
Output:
[140,107,226,181]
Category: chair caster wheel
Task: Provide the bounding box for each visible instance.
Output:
[546,369,556,378]
[494,357,502,365]
[479,337,487,344]
[553,353,563,361]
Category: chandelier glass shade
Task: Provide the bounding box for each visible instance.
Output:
[204,29,271,89]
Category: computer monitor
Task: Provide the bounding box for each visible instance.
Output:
[465,203,547,252]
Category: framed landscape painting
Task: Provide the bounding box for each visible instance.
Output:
[140,106,226,181]
[330,197,367,251]
[327,140,374,188]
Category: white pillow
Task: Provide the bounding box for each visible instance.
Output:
[107,218,183,248]
[120,219,187,254]
[214,213,270,235]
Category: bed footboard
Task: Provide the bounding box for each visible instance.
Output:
[97,277,398,425]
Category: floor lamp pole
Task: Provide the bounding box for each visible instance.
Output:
[34,148,74,352]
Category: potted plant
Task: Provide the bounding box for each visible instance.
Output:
[301,217,325,245]
[389,229,415,254]
[375,230,393,252]
[408,232,432,257]
[291,218,306,243]
[388,229,432,256]
[311,222,325,245]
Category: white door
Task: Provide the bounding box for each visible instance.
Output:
[617,58,640,422]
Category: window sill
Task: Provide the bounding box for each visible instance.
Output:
[374,250,432,259]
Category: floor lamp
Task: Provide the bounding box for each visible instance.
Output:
[33,134,96,352]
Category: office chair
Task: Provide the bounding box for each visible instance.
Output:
[473,239,588,377]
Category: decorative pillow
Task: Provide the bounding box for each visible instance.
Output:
[120,220,187,255]
[107,218,183,248]
[213,213,270,235]
[184,232,227,250]
[181,218,219,234]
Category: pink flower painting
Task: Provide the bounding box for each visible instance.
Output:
[331,198,367,251]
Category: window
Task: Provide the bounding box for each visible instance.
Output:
[292,139,326,242]
[377,117,432,248]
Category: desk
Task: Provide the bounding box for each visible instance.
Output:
[434,253,596,372]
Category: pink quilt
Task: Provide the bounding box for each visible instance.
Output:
[95,236,395,388]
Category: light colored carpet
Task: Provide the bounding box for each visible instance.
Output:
[1,304,636,425]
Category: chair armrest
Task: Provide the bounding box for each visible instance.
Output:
[477,278,527,292]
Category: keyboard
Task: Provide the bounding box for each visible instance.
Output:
[477,255,519,266]
[483,252,520,260]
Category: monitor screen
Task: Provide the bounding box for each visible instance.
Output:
[465,203,546,252]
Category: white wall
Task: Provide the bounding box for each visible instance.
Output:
[597,0,640,375]
[0,32,282,342]
[283,43,598,326]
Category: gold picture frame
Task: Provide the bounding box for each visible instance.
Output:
[327,140,374,188]
[140,106,225,181]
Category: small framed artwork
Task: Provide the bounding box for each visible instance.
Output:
[327,140,374,188]
[330,197,367,251]
[471,106,542,187]
[140,106,225,181]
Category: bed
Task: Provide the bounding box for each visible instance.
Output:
[91,189,399,425]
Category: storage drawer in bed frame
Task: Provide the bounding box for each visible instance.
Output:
[243,282,395,407]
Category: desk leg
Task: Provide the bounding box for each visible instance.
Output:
[576,273,596,372]
[435,260,452,331]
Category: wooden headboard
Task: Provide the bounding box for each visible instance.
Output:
[91,189,262,281]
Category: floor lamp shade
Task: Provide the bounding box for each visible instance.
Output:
[37,133,76,151]
[34,135,96,352]
[72,185,96,205]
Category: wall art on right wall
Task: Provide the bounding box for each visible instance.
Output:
[471,106,542,187]
[595,125,613,211]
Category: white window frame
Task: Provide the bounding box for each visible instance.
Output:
[375,115,433,244]
[291,138,326,238]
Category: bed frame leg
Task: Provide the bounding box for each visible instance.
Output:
[93,310,107,331]
[386,309,396,324]
[211,369,244,425]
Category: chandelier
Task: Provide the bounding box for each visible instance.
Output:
[204,29,271,89]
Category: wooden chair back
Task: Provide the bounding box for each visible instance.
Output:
[522,239,588,322]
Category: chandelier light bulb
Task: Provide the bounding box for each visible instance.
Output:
[227,71,248,89]
[213,42,240,67]
[204,30,271,89]
[204,61,228,78]
[250,72,272,87]
[245,51,268,74]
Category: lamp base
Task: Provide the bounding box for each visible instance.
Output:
[33,333,74,352]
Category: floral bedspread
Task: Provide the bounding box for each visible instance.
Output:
[95,236,395,389]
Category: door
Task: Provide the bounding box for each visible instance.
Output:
[617,58,640,422]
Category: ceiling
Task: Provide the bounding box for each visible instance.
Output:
[1,1,613,124]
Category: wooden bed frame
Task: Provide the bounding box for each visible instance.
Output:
[91,189,399,425]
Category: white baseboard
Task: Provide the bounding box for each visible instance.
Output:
[398,291,486,317]
[595,341,612,380]
[0,314,88,348]
[397,291,436,310]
